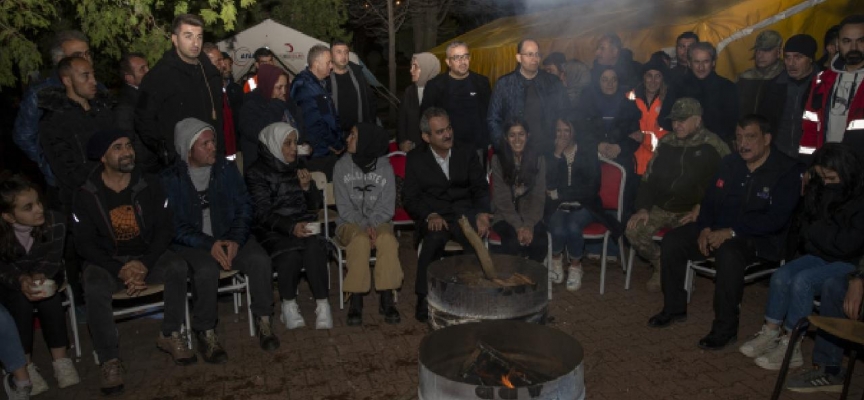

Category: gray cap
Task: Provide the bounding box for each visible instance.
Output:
[667,98,703,121]
[751,30,783,51]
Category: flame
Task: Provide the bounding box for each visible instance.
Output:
[500,374,515,389]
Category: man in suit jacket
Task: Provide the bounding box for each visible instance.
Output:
[402,107,491,323]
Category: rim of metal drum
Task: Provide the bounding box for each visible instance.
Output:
[427,255,548,296]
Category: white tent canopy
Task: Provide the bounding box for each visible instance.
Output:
[217,19,382,87]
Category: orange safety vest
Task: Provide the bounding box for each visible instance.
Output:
[243,75,258,93]
[629,91,668,175]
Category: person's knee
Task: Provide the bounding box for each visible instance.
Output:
[83,266,115,296]
[163,256,190,280]
[421,231,450,250]
[770,266,793,288]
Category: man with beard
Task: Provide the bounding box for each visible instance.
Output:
[73,129,192,395]
[800,15,864,156]
[203,43,242,159]
[647,115,803,350]
[327,40,377,135]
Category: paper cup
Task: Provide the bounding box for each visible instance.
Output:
[305,222,322,235]
[298,144,312,156]
[33,279,57,297]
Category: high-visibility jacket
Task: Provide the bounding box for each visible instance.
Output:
[799,66,864,155]
[628,90,669,175]
[243,75,258,93]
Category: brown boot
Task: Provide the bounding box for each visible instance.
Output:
[99,359,125,396]
[156,331,198,365]
[646,264,662,293]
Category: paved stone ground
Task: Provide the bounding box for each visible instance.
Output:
[27,233,864,400]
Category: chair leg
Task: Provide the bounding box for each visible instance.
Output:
[184,297,192,349]
[619,238,627,273]
[547,232,553,301]
[685,262,694,304]
[246,274,254,337]
[599,235,609,295]
[841,348,858,400]
[770,317,811,400]
[625,248,635,290]
[338,250,345,310]
[65,286,82,358]
[232,276,240,314]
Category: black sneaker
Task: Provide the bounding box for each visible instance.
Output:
[415,294,428,323]
[647,311,687,328]
[256,316,280,352]
[196,330,228,364]
[698,332,737,350]
[379,290,401,324]
[347,294,363,326]
[786,366,844,393]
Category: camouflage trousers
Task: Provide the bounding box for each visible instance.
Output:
[624,206,690,269]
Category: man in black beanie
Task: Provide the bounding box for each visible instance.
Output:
[756,34,818,159]
[72,128,194,396]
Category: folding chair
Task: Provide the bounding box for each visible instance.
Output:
[624,227,671,290]
[583,157,628,294]
[684,258,782,303]
[59,280,82,358]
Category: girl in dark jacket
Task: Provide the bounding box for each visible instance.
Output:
[245,122,332,330]
[238,64,304,171]
[739,144,864,370]
[0,175,79,394]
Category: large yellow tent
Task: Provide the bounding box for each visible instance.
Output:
[430,0,864,84]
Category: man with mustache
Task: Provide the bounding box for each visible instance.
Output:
[73,129,191,395]
[800,15,864,156]
[402,107,491,323]
[647,114,803,351]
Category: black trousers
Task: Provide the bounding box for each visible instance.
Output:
[491,221,548,263]
[660,223,759,337]
[272,236,329,301]
[0,285,69,355]
[415,216,478,295]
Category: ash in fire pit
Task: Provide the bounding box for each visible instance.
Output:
[419,320,585,400]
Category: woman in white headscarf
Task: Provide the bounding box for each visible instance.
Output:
[397,52,441,153]
[245,122,332,330]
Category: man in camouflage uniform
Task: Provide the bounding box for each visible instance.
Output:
[626,98,730,292]
[737,30,785,116]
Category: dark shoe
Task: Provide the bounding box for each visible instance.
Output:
[415,294,428,323]
[647,311,687,328]
[156,331,198,365]
[256,316,280,352]
[195,330,228,364]
[99,358,125,396]
[347,294,363,326]
[698,332,738,350]
[379,290,401,324]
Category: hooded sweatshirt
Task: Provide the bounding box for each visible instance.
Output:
[333,123,396,228]
[174,117,215,235]
[826,55,864,143]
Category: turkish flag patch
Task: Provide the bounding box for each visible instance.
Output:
[716,179,724,188]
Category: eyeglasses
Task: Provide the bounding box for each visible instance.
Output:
[71,50,92,59]
[520,52,542,59]
[448,54,471,61]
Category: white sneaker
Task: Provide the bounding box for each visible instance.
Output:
[4,374,31,400]
[315,300,333,330]
[52,358,80,388]
[566,266,583,292]
[586,254,601,261]
[551,258,564,284]
[26,363,48,396]
[280,300,306,330]
[739,325,780,358]
[754,335,803,370]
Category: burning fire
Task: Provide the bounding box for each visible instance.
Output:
[500,373,515,389]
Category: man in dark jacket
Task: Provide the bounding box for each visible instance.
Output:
[203,43,241,159]
[592,33,642,92]
[73,129,192,396]
[668,32,699,88]
[756,34,818,159]
[38,56,116,214]
[672,42,739,145]
[737,30,785,117]
[135,14,223,168]
[161,118,278,362]
[647,114,804,350]
[403,108,491,323]
[14,30,101,194]
[328,40,377,134]
[488,39,570,154]
[626,98,730,293]
[116,52,159,172]
[290,44,343,178]
[421,41,492,159]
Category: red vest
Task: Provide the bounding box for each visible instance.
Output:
[628,91,668,175]
[799,68,864,155]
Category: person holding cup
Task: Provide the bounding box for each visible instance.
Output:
[334,123,404,326]
[0,175,80,395]
[246,122,333,330]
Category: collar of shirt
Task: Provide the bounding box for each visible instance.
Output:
[432,149,452,178]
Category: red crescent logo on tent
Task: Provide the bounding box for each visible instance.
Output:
[285,43,294,52]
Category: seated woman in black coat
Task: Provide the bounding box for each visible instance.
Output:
[245,122,331,330]
[238,64,304,171]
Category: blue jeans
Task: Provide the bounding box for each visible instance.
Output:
[764,254,856,331]
[0,303,27,372]
[812,275,852,367]
[548,208,595,259]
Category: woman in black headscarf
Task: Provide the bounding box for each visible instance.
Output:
[333,123,403,326]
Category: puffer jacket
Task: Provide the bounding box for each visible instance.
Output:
[289,69,343,158]
[245,143,322,257]
[38,87,116,210]
[487,68,570,150]
[161,157,252,250]
[0,211,66,290]
[237,91,304,170]
[13,75,62,186]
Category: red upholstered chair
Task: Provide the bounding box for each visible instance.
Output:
[387,151,414,231]
[582,157,628,294]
